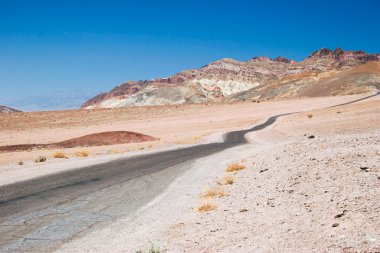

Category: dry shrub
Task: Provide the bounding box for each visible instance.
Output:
[35,156,47,163]
[220,175,235,185]
[226,163,246,173]
[307,113,313,118]
[201,187,227,199]
[53,151,67,159]
[198,203,217,212]
[75,150,89,157]
[18,160,24,165]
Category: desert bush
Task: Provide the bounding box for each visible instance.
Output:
[198,203,217,212]
[34,156,47,163]
[148,244,162,253]
[201,187,226,199]
[220,175,235,185]
[307,113,313,118]
[226,163,246,173]
[18,160,24,165]
[75,150,89,157]
[53,151,67,159]
[136,243,163,253]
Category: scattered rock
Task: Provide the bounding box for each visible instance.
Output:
[239,208,248,212]
[360,166,369,172]
[308,135,315,139]
[334,210,347,218]
[332,223,339,227]
[259,169,268,173]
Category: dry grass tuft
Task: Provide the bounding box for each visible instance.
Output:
[75,150,89,157]
[53,151,67,159]
[18,160,24,165]
[220,175,235,185]
[198,203,217,212]
[307,113,313,118]
[201,187,227,199]
[34,156,47,163]
[226,163,246,173]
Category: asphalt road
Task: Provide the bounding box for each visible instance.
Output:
[0,112,290,221]
[0,92,378,252]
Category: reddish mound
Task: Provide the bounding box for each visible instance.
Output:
[53,131,157,148]
[0,131,157,152]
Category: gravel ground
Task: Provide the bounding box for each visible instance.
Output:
[51,95,380,253]
[162,131,379,252]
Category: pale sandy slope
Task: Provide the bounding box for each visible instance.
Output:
[0,94,370,185]
[54,94,379,252]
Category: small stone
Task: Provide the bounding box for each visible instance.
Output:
[239,208,248,212]
[360,166,369,171]
[332,223,339,227]
[308,135,315,139]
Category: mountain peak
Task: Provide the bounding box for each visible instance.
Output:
[251,56,272,62]
[273,57,294,64]
[308,48,334,58]
[0,105,22,113]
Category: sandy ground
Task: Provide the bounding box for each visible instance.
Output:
[0,94,374,179]
[0,94,378,252]
[47,94,380,252]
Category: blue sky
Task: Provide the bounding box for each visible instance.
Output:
[0,0,379,109]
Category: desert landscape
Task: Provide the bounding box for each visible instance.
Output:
[52,92,380,253]
[1,1,380,252]
[0,90,379,252]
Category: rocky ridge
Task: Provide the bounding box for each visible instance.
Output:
[82,48,380,109]
[0,106,22,113]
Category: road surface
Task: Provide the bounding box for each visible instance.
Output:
[0,92,378,252]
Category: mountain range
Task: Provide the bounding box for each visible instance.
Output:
[0,105,22,113]
[82,48,380,109]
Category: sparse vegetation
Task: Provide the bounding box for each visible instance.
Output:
[53,151,67,159]
[307,113,313,118]
[34,156,47,163]
[136,243,163,253]
[201,187,227,199]
[148,244,162,253]
[226,162,246,173]
[220,175,235,185]
[18,160,24,165]
[75,150,89,157]
[198,203,217,212]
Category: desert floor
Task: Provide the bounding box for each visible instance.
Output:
[0,93,379,252]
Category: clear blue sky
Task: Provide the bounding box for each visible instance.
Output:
[0,0,379,104]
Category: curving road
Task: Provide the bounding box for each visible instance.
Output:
[0,92,378,252]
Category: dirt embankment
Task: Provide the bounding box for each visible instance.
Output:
[0,131,157,152]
